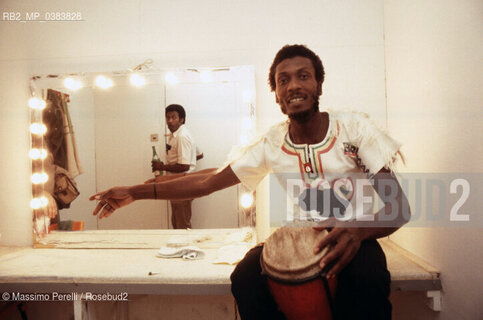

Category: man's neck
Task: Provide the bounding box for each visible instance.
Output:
[288,111,329,145]
[170,124,184,136]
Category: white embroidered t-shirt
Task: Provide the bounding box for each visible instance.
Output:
[227,110,402,223]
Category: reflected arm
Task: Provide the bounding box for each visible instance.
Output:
[144,168,216,184]
[142,166,239,200]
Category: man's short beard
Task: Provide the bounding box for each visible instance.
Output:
[288,99,320,123]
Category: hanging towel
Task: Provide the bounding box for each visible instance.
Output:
[45,89,83,178]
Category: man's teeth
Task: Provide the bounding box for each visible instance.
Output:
[289,97,305,103]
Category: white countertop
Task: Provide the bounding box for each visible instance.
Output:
[0,229,440,295]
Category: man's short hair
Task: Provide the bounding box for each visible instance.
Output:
[165,104,186,123]
[268,44,325,92]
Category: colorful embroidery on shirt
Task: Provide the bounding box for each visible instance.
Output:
[343,142,372,178]
[282,122,339,186]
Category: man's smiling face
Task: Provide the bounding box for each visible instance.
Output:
[274,56,322,119]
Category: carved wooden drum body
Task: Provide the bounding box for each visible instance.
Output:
[261,227,337,320]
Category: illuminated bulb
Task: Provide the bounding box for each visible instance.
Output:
[29,148,48,160]
[240,133,249,145]
[64,77,83,90]
[39,196,48,207]
[165,72,179,85]
[200,71,212,83]
[30,123,47,135]
[95,75,113,89]
[31,172,48,184]
[30,198,42,210]
[28,97,46,110]
[130,74,146,87]
[241,193,254,208]
[242,90,252,103]
[241,117,253,131]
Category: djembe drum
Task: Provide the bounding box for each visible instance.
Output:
[261,227,337,320]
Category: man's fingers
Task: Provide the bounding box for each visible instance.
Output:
[96,201,117,219]
[319,238,345,268]
[89,189,110,201]
[314,228,340,254]
[325,247,355,278]
[89,193,101,201]
[99,207,114,219]
[92,202,103,216]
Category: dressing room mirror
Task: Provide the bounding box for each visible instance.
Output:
[30,65,256,231]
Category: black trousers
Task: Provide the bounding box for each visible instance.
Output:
[230,239,392,320]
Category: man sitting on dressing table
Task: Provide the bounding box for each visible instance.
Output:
[91,44,410,319]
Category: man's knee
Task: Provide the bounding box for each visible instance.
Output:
[338,240,391,295]
[231,245,264,293]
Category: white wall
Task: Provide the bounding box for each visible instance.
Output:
[384,1,483,319]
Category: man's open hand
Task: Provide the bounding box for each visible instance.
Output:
[89,187,134,219]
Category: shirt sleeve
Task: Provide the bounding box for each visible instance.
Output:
[349,112,402,176]
[229,139,270,191]
[176,134,195,165]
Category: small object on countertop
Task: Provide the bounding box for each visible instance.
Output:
[166,234,212,247]
[148,271,160,276]
[157,246,205,260]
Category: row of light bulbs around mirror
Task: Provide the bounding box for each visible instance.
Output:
[29,96,49,210]
[54,71,215,91]
[28,95,254,210]
[43,74,254,104]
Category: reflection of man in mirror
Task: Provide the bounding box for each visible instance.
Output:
[151,104,198,229]
[91,44,410,319]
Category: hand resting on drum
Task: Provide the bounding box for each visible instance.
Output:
[313,218,363,279]
[313,168,411,279]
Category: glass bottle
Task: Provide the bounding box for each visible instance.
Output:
[152,146,162,177]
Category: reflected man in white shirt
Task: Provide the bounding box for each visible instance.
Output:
[152,104,198,229]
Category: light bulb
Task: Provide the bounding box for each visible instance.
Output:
[64,77,83,90]
[130,74,146,87]
[240,133,249,145]
[30,123,47,135]
[29,148,47,160]
[241,117,253,131]
[95,75,113,89]
[31,172,48,184]
[200,71,212,83]
[30,198,42,209]
[39,196,48,207]
[28,97,46,110]
[242,90,252,103]
[165,72,179,85]
[241,193,254,208]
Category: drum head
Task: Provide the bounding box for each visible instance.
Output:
[261,227,329,282]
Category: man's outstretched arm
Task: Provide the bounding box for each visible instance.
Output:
[90,166,240,219]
